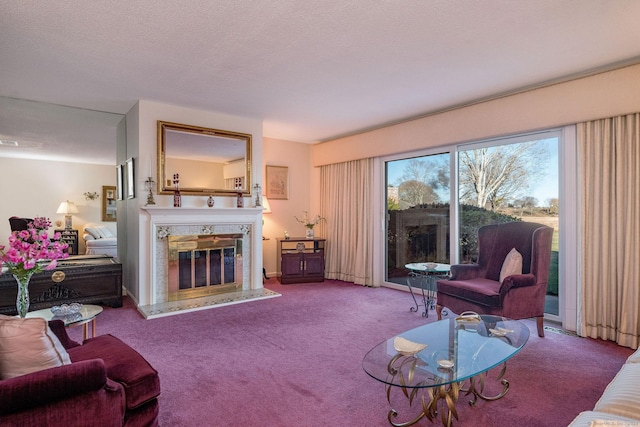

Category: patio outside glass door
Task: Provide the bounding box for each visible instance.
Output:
[385,153,451,285]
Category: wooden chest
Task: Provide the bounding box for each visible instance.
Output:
[0,255,122,315]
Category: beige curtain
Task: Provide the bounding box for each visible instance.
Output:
[319,158,375,286]
[578,113,640,349]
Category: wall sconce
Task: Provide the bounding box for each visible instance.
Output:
[56,200,79,230]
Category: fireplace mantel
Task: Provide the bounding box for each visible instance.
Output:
[139,206,264,308]
[142,206,263,221]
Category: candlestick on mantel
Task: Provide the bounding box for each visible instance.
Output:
[173,173,181,207]
[145,177,156,205]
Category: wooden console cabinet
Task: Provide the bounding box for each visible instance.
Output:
[0,255,122,315]
[277,238,325,284]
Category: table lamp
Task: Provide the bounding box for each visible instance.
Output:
[262,196,272,214]
[56,200,79,230]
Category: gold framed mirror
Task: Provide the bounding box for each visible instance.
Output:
[157,121,252,196]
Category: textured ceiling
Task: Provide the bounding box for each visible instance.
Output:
[1,0,640,164]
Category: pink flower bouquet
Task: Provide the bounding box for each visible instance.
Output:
[0,217,69,281]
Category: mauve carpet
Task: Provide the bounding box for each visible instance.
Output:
[66,279,634,427]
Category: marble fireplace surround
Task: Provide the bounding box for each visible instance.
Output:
[140,206,272,318]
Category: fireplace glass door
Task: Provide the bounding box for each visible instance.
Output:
[169,234,243,296]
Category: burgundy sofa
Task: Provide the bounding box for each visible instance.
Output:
[0,320,160,426]
[436,221,553,337]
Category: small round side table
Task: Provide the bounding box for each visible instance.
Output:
[26,304,103,340]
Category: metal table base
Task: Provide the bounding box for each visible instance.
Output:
[407,273,438,317]
[404,263,451,318]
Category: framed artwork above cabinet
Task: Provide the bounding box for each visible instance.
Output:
[102,185,116,222]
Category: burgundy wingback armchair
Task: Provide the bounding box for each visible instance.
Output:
[0,320,160,426]
[436,221,553,337]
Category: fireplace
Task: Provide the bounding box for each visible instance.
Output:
[140,207,264,310]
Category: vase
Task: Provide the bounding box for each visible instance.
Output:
[306,227,314,239]
[14,272,33,318]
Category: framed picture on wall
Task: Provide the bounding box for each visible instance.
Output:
[126,157,135,199]
[116,165,123,200]
[265,165,289,200]
[102,185,117,222]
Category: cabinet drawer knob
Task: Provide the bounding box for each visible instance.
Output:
[51,271,66,282]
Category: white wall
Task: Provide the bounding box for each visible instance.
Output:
[0,158,116,253]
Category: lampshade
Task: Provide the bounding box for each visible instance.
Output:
[56,200,79,230]
[262,196,272,214]
[56,200,79,214]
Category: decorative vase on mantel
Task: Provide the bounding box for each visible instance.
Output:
[14,272,34,318]
[305,227,314,239]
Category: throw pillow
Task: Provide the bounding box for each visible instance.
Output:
[84,226,102,239]
[98,226,114,239]
[499,248,522,283]
[0,315,71,379]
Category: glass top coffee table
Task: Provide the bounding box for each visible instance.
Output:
[26,304,103,340]
[362,310,529,426]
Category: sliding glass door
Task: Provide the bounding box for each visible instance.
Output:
[458,133,560,316]
[383,131,560,317]
[385,153,451,285]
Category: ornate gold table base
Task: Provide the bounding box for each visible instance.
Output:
[385,355,511,427]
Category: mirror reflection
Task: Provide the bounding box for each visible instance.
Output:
[158,121,252,196]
